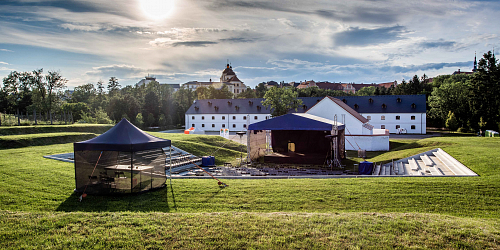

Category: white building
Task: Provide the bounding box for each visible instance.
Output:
[185,95,426,151]
[183,64,247,96]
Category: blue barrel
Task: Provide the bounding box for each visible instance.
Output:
[358,161,374,175]
[202,156,215,166]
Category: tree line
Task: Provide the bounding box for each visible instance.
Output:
[2,51,498,132]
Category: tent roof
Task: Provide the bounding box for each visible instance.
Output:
[74,118,171,152]
[248,113,344,131]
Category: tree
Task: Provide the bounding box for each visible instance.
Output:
[255,82,267,98]
[135,113,144,128]
[45,71,67,124]
[468,51,500,131]
[356,86,377,96]
[237,87,257,99]
[261,87,303,117]
[144,91,159,120]
[107,77,121,97]
[71,83,95,103]
[445,111,459,131]
[158,114,166,128]
[428,77,471,129]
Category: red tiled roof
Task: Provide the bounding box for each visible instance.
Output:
[316,82,344,90]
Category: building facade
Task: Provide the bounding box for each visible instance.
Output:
[185,95,426,135]
[183,64,247,96]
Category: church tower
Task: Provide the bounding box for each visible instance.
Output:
[473,52,477,72]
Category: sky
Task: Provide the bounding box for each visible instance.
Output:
[0,0,499,89]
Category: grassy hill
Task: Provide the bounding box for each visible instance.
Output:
[0,129,499,249]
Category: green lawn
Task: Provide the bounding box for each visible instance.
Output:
[0,131,499,249]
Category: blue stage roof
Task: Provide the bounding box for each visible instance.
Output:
[248,113,345,131]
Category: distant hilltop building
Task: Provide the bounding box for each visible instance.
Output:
[452,53,478,75]
[183,63,247,96]
[135,75,180,92]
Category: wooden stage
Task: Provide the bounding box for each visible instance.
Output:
[264,152,328,165]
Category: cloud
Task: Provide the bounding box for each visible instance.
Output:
[85,64,144,77]
[0,61,9,65]
[0,49,14,52]
[172,41,218,47]
[333,26,408,47]
[419,39,457,49]
[218,37,256,43]
[380,61,473,73]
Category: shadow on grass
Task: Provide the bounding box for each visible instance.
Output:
[56,183,177,212]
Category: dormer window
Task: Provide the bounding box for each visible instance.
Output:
[382,104,387,109]
[235,106,240,110]
[369,98,373,103]
[354,104,359,109]
[248,101,253,105]
[194,106,199,111]
[302,105,307,109]
[208,101,212,106]
[214,106,219,111]
[411,103,416,109]
[257,106,261,110]
[227,101,232,106]
[396,98,401,103]
[342,99,347,103]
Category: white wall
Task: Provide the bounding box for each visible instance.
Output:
[306,98,369,135]
[361,113,426,134]
[185,113,270,131]
[345,135,389,151]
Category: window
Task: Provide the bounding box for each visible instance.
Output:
[381,125,385,129]
[222,116,225,120]
[232,124,236,128]
[369,98,373,103]
[237,89,239,93]
[354,104,359,109]
[397,98,401,103]
[367,116,371,120]
[254,116,258,120]
[233,116,236,120]
[202,124,205,127]
[342,99,347,103]
[192,124,195,127]
[411,103,416,109]
[396,125,400,129]
[212,116,215,120]
[192,116,195,120]
[381,116,385,120]
[212,124,215,128]
[411,116,415,120]
[222,124,225,128]
[396,116,400,120]
[411,125,416,129]
[243,124,247,128]
[243,116,247,120]
[201,116,205,120]
[265,116,269,120]
[382,104,387,109]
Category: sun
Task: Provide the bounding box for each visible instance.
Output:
[139,0,175,20]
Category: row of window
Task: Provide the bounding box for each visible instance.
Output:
[380,125,416,129]
[193,124,247,128]
[192,115,267,120]
[366,115,416,121]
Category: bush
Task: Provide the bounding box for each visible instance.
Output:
[445,111,459,131]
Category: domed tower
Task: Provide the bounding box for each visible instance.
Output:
[220,63,236,82]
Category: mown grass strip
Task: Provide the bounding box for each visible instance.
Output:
[0,211,498,249]
[0,132,98,149]
[0,124,113,136]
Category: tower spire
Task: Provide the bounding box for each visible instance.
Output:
[473,51,477,72]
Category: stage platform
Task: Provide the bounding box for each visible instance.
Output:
[264,152,327,165]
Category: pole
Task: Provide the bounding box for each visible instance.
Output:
[169,146,172,186]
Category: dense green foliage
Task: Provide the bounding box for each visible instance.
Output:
[261,87,303,117]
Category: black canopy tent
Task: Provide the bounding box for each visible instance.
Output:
[74,118,171,194]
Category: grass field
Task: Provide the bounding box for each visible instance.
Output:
[0,128,499,249]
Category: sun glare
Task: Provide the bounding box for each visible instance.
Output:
[139,0,175,20]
